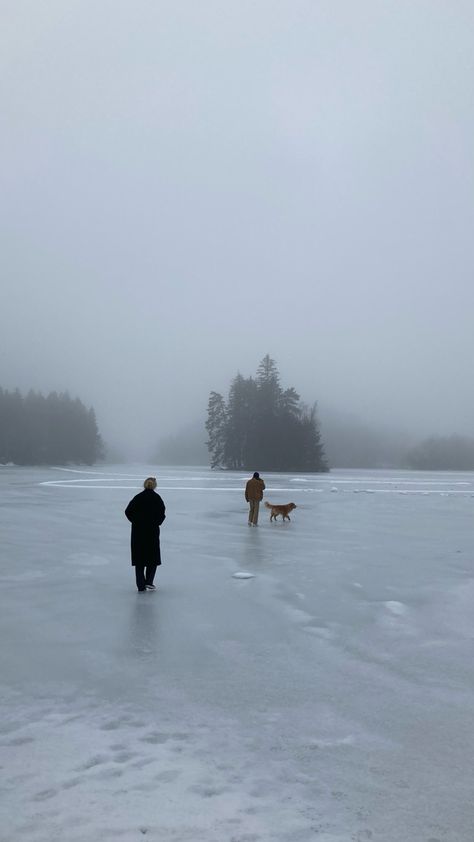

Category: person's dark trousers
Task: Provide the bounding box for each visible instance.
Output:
[135,565,158,591]
[145,565,157,586]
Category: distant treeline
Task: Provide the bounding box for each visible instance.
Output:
[206,356,328,472]
[406,435,474,471]
[0,387,104,465]
[157,401,474,473]
[156,419,474,472]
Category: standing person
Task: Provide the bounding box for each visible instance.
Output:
[125,477,166,592]
[245,471,265,526]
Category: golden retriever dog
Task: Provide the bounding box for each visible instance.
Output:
[264,501,297,522]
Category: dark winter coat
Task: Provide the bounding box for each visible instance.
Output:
[245,477,265,502]
[125,489,166,567]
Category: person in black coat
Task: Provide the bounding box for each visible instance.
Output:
[125,477,166,592]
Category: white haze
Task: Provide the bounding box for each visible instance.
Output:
[1,1,473,458]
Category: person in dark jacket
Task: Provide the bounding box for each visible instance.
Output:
[245,471,265,526]
[125,477,166,592]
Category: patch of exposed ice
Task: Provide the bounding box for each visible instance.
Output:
[309,735,355,748]
[283,605,314,624]
[384,601,407,615]
[64,553,110,567]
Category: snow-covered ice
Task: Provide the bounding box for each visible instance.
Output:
[1,465,474,841]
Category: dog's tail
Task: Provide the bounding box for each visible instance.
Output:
[264,501,272,509]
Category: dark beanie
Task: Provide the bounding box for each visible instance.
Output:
[253,472,260,479]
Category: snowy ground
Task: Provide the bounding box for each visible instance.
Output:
[1,465,474,842]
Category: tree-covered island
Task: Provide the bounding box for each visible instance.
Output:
[206,356,328,472]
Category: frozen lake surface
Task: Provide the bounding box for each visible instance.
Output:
[1,465,474,841]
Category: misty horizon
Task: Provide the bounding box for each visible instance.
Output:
[1,2,473,460]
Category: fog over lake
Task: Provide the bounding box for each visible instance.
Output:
[1,1,473,460]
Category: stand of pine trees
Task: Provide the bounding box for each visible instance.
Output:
[206,356,328,472]
[0,387,104,465]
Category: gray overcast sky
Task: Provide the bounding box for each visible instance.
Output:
[1,0,473,456]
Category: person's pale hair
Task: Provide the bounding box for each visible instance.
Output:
[143,476,157,490]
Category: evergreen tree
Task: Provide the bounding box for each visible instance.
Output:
[206,357,328,472]
[256,354,281,400]
[299,404,328,472]
[222,374,256,469]
[279,387,301,417]
[0,386,104,465]
[205,392,227,468]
